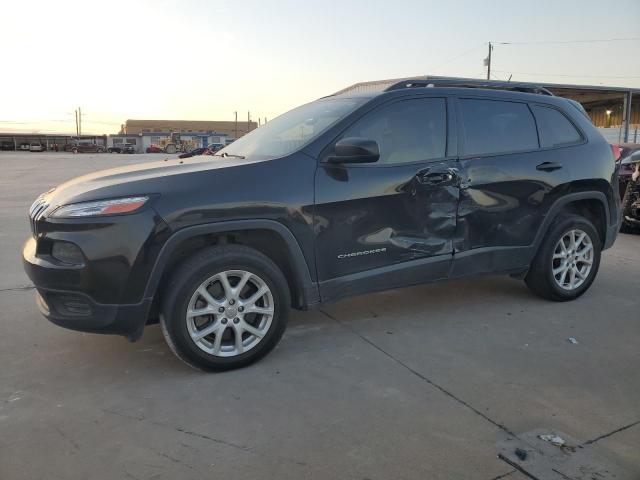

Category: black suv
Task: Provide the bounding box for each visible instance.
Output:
[23,79,621,370]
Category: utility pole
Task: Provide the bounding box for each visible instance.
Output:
[485,42,493,80]
[78,106,82,136]
[234,111,238,138]
[74,109,79,136]
[247,111,251,132]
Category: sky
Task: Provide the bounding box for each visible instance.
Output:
[1,0,639,134]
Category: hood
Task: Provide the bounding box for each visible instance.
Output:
[41,155,267,209]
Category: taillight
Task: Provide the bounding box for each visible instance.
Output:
[611,144,622,161]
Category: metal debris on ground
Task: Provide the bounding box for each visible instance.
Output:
[514,448,528,460]
[538,434,566,446]
[567,337,578,344]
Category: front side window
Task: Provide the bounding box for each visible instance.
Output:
[532,105,582,148]
[340,98,447,165]
[459,99,538,156]
[220,97,366,159]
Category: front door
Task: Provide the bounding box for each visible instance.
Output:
[314,96,460,301]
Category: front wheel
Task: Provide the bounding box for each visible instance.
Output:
[525,214,601,301]
[160,245,290,371]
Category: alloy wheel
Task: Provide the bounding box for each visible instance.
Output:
[186,270,274,357]
[552,229,594,291]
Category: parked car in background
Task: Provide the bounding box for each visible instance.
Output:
[0,141,15,151]
[23,79,621,371]
[178,147,207,159]
[619,150,640,232]
[108,144,136,154]
[202,143,225,156]
[65,142,105,154]
[29,142,44,152]
[18,143,30,151]
[619,142,640,160]
[146,145,164,153]
[616,143,640,200]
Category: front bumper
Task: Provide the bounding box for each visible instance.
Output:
[23,237,153,340]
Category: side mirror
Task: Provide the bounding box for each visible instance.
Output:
[327,137,380,164]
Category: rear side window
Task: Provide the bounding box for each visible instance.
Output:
[531,105,582,148]
[459,99,538,156]
[341,98,447,165]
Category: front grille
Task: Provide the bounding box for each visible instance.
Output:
[28,195,49,237]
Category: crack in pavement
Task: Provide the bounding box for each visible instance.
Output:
[102,408,252,453]
[319,309,518,439]
[489,470,517,480]
[150,447,198,472]
[102,408,309,468]
[0,284,34,293]
[583,419,640,446]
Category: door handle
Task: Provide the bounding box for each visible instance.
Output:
[536,162,563,172]
[417,169,457,185]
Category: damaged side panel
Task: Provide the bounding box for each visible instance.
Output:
[314,159,459,283]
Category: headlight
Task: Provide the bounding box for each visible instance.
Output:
[51,196,149,218]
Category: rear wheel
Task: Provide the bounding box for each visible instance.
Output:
[160,245,290,371]
[525,214,601,301]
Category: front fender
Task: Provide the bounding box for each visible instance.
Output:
[143,219,320,309]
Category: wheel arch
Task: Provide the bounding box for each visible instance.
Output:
[533,191,610,255]
[144,220,320,312]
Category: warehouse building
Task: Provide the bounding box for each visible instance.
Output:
[119,119,257,138]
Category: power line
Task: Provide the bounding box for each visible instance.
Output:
[431,43,486,71]
[493,37,640,46]
[492,69,640,79]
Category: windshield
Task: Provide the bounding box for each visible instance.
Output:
[219,97,366,159]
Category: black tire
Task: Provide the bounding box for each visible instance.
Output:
[160,245,291,371]
[525,214,601,302]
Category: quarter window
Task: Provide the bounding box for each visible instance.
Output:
[532,105,582,147]
[459,99,538,156]
[341,98,447,165]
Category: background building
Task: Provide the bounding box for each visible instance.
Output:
[120,119,257,138]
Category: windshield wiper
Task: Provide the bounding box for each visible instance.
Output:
[214,152,245,159]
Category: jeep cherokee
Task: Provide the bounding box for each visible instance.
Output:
[23,79,621,370]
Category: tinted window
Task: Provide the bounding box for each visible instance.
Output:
[460,99,538,156]
[532,105,582,147]
[341,98,446,165]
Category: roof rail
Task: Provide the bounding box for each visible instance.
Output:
[385,78,554,96]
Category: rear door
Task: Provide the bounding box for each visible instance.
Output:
[452,96,572,276]
[314,95,460,300]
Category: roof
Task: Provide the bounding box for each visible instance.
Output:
[333,75,640,100]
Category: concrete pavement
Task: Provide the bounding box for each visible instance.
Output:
[1,152,638,479]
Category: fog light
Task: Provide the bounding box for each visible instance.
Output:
[51,241,85,265]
